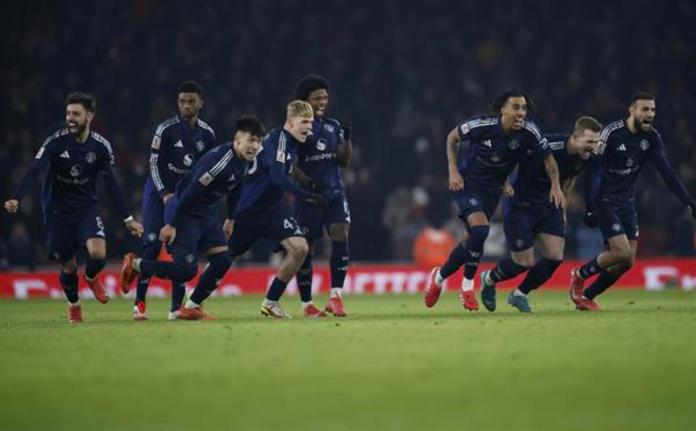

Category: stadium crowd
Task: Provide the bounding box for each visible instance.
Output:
[2,0,695,269]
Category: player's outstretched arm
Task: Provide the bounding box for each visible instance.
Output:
[101,170,143,237]
[337,124,352,167]
[543,154,565,209]
[7,141,54,212]
[446,127,464,191]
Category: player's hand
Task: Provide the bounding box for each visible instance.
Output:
[549,186,565,209]
[159,224,177,245]
[503,182,515,198]
[223,219,235,240]
[305,193,328,210]
[162,193,174,204]
[583,210,598,228]
[4,199,19,213]
[448,171,464,192]
[343,125,352,141]
[126,219,144,237]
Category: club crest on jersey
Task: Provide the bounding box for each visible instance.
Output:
[515,239,526,248]
[69,165,82,177]
[183,153,194,167]
[508,139,520,150]
[85,152,96,163]
[316,139,327,151]
[147,232,157,242]
[195,140,206,152]
[468,198,479,206]
[324,124,335,133]
[640,140,650,151]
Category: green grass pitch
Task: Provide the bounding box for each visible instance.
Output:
[1,290,695,431]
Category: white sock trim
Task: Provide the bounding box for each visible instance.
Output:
[461,277,474,292]
[330,288,342,298]
[184,299,199,309]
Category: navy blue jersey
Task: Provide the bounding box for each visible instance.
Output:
[512,133,594,208]
[296,117,345,192]
[456,116,550,193]
[165,143,249,226]
[147,115,216,199]
[594,120,691,205]
[234,127,309,217]
[13,128,130,219]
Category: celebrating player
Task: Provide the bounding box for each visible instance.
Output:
[570,94,696,310]
[226,100,327,319]
[479,116,602,312]
[119,116,265,320]
[4,92,143,323]
[292,74,352,317]
[129,81,216,320]
[424,89,564,311]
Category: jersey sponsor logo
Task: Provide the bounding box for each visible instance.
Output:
[199,172,214,185]
[69,165,82,177]
[85,152,96,163]
[617,144,627,151]
[316,139,327,151]
[60,151,70,159]
[640,140,650,151]
[195,140,206,152]
[324,124,335,133]
[482,139,492,148]
[509,139,520,150]
[174,140,184,148]
[183,153,194,167]
[490,154,501,162]
[626,158,634,167]
[151,136,161,150]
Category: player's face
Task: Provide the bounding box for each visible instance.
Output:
[65,103,93,136]
[178,92,203,119]
[630,99,656,132]
[289,115,314,143]
[572,129,601,160]
[233,131,262,161]
[500,96,528,130]
[307,89,329,118]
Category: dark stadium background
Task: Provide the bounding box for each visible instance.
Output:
[2,0,695,269]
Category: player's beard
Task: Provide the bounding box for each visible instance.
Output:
[69,122,87,137]
[634,117,650,131]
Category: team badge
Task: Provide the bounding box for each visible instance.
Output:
[468,198,478,206]
[186,254,196,264]
[515,239,526,249]
[183,153,194,167]
[147,232,157,242]
[196,140,206,152]
[316,139,327,151]
[640,140,650,151]
[509,139,519,150]
[85,152,96,163]
[612,223,621,232]
[69,165,82,177]
[324,124,335,133]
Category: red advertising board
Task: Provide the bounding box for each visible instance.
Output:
[0,260,694,299]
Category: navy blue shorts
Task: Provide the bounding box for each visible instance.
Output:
[294,191,351,240]
[503,201,565,251]
[141,189,165,248]
[452,185,501,227]
[169,213,227,264]
[597,198,638,241]
[44,207,105,262]
[228,204,304,257]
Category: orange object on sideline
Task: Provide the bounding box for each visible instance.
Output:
[413,227,456,268]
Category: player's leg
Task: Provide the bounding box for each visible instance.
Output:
[509,234,564,313]
[261,235,308,319]
[324,221,350,317]
[293,200,325,316]
[59,255,82,323]
[80,212,109,303]
[132,191,164,317]
[45,214,82,322]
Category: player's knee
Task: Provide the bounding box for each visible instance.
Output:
[468,225,490,246]
[329,223,349,242]
[60,259,78,274]
[142,242,161,259]
[89,250,106,261]
[288,238,309,261]
[173,263,197,282]
[615,248,632,265]
[512,254,535,268]
[208,252,232,275]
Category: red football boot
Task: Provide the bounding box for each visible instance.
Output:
[304,303,327,318]
[569,268,585,305]
[576,297,601,311]
[325,296,348,317]
[119,253,138,294]
[424,267,443,308]
[68,304,83,323]
[178,305,216,320]
[84,275,109,304]
[133,300,148,321]
[459,290,479,311]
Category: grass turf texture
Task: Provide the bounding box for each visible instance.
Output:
[1,290,695,431]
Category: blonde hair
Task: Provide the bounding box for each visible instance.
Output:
[286,100,314,119]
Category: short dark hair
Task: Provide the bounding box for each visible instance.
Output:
[235,115,266,138]
[65,92,96,112]
[295,74,329,100]
[573,116,603,135]
[631,92,655,104]
[178,80,203,96]
[491,88,536,113]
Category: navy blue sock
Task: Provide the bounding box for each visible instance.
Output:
[440,244,468,279]
[297,254,313,302]
[140,259,196,281]
[85,257,105,280]
[578,257,602,279]
[59,270,79,303]
[171,282,186,312]
[583,270,620,299]
[489,258,529,283]
[518,258,562,294]
[330,241,349,289]
[266,277,289,301]
[463,225,490,279]
[189,253,232,305]
[136,242,161,303]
